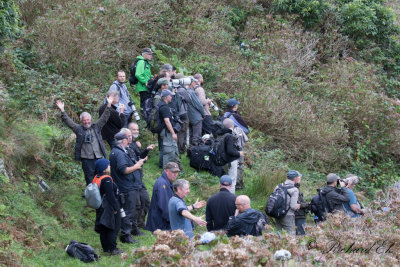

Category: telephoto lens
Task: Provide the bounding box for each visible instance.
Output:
[210,102,219,111]
[120,208,126,218]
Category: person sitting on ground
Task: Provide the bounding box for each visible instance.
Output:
[99,88,125,148]
[146,162,180,232]
[224,98,249,134]
[225,195,267,237]
[93,158,123,256]
[56,95,113,186]
[343,174,365,217]
[275,170,301,236]
[206,175,237,231]
[321,173,350,213]
[168,179,207,238]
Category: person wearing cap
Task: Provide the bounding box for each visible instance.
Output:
[108,70,134,128]
[158,89,181,169]
[146,162,180,232]
[187,76,206,146]
[153,77,170,107]
[134,48,153,110]
[321,173,350,214]
[343,174,364,217]
[93,158,123,256]
[224,98,249,134]
[225,195,267,237]
[168,179,207,238]
[109,131,146,244]
[205,175,237,231]
[274,170,301,235]
[56,95,114,186]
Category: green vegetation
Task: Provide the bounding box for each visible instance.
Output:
[1,0,400,265]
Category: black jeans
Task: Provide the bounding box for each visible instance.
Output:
[99,211,121,252]
[120,190,138,240]
[139,91,151,112]
[81,158,97,185]
[134,188,151,229]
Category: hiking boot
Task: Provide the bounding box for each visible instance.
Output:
[120,236,137,244]
[110,248,124,256]
[132,230,145,236]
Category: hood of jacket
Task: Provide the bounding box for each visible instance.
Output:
[215,127,232,136]
[238,208,260,224]
[321,185,336,195]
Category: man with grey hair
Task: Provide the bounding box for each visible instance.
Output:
[109,131,146,243]
[56,95,114,185]
[109,70,134,128]
[216,118,244,193]
[187,77,206,146]
[168,179,206,238]
[343,174,365,217]
[99,88,125,148]
[134,48,153,110]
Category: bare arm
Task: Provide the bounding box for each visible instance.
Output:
[350,203,364,214]
[181,210,207,226]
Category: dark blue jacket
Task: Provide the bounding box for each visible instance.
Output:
[145,171,174,232]
[109,145,136,193]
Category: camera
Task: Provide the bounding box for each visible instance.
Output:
[128,101,140,121]
[338,179,348,187]
[169,77,192,88]
[84,132,93,143]
[209,101,219,111]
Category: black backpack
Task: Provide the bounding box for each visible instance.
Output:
[310,188,330,223]
[142,96,155,124]
[265,184,294,219]
[65,240,99,263]
[210,133,230,166]
[146,75,161,95]
[129,59,140,85]
[148,101,164,134]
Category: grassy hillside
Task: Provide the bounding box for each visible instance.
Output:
[1,0,400,265]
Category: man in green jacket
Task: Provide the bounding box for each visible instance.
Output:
[135,47,153,111]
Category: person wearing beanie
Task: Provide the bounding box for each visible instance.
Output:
[93,159,123,256]
[321,173,350,214]
[205,175,237,231]
[274,170,301,235]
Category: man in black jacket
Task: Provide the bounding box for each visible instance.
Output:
[225,195,266,237]
[206,175,237,231]
[321,173,350,213]
[294,182,309,235]
[99,88,125,148]
[56,95,113,185]
[109,131,146,244]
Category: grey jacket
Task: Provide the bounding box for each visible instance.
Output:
[187,88,205,125]
[274,179,299,216]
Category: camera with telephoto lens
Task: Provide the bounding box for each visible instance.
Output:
[128,101,140,121]
[169,77,192,88]
[209,101,219,111]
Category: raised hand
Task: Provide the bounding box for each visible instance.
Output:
[194,215,207,227]
[106,94,115,106]
[193,198,206,209]
[56,100,65,112]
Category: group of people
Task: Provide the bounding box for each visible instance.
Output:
[55,46,364,256]
[55,47,252,255]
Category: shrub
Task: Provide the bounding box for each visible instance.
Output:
[0,0,22,52]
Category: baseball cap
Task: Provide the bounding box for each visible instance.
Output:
[114,132,128,141]
[220,175,232,186]
[141,47,153,54]
[165,162,180,172]
[226,98,240,107]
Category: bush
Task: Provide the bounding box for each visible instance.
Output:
[0,0,22,52]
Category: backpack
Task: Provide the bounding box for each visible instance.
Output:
[265,184,295,219]
[189,144,213,170]
[310,188,330,223]
[142,96,155,124]
[255,212,268,236]
[129,58,140,85]
[65,240,99,263]
[146,75,160,95]
[85,175,113,209]
[210,133,230,166]
[148,101,164,134]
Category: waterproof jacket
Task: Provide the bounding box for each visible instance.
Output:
[226,208,264,237]
[215,128,240,164]
[95,175,120,232]
[146,171,174,232]
[61,107,110,161]
[134,55,152,93]
[187,87,205,125]
[321,185,350,213]
[109,145,137,193]
[99,103,125,142]
[224,110,249,133]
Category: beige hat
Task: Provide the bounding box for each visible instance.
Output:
[345,174,359,185]
[165,162,180,172]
